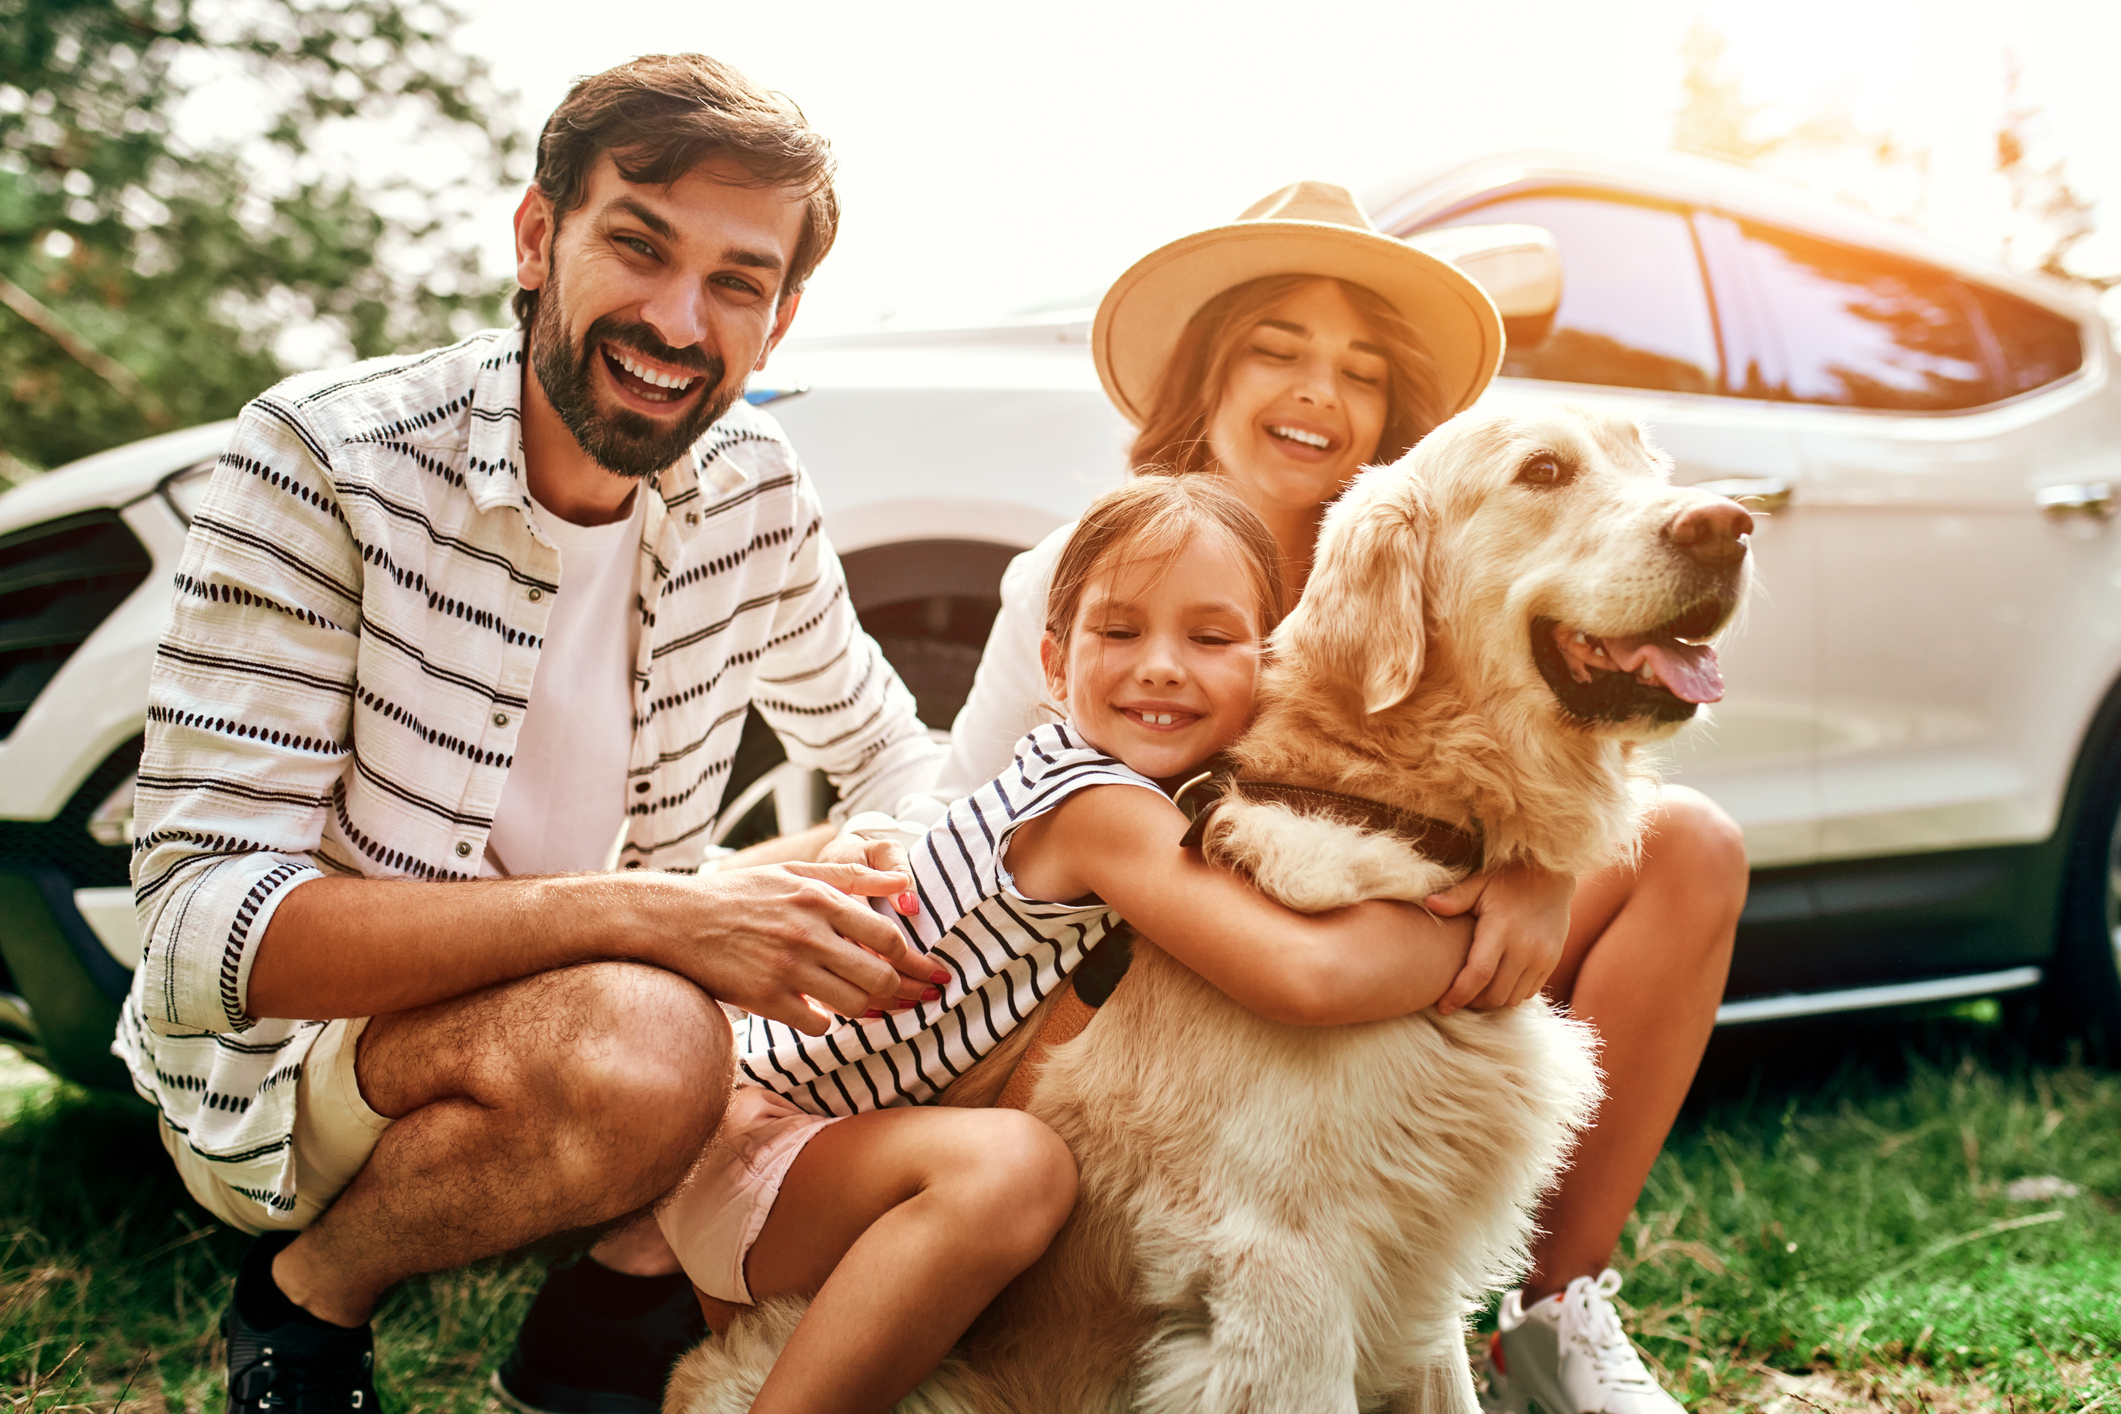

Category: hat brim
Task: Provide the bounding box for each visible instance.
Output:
[1092,220,1504,429]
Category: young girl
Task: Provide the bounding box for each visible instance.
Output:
[655,474,1478,1414]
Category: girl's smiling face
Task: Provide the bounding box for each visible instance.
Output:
[1039,526,1267,785]
[1203,278,1391,519]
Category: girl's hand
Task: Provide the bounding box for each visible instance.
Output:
[819,820,921,918]
[814,825,931,1012]
[1425,862,1575,1013]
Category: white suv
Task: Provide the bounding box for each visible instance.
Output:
[4,149,2117,1089]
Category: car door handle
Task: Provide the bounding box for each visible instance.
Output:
[2036,482,2113,520]
[1694,477,1793,512]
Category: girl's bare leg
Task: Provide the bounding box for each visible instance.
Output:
[1523,785,1746,1301]
[743,1106,1078,1414]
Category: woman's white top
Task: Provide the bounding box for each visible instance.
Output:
[741,722,1157,1115]
[897,523,1074,828]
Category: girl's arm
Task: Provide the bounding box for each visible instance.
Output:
[1009,785,1476,1026]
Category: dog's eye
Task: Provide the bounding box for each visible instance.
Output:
[1517,453,1567,488]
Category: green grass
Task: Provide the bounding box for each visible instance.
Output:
[1606,1012,2121,1411]
[0,1053,545,1411]
[4,1016,2119,1411]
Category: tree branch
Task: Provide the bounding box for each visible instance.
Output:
[0,273,170,428]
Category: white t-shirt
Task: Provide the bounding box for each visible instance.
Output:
[482,490,645,877]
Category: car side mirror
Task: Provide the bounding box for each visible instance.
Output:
[1403,223,1562,350]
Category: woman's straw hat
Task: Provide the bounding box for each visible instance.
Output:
[1091,181,1503,427]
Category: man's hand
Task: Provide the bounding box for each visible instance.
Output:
[1424,861,1575,1014]
[656,863,946,1036]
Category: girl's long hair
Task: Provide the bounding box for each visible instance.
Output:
[1129,274,1447,476]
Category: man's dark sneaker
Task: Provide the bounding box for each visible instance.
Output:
[222,1231,380,1412]
[223,1280,379,1412]
[490,1257,709,1414]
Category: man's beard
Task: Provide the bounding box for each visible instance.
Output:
[529,267,739,480]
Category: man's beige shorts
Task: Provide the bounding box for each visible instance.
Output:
[156,1017,393,1234]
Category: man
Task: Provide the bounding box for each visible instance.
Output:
[119,54,944,1413]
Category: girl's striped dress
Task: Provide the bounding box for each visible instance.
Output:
[739,722,1159,1116]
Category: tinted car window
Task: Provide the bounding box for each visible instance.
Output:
[1968,283,2084,395]
[1738,223,1995,411]
[1427,194,1721,395]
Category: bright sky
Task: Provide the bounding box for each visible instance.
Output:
[446,0,2120,334]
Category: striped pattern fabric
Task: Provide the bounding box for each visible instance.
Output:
[119,327,941,1216]
[740,723,1157,1116]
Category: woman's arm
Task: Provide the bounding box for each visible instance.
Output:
[894,528,1072,827]
[1009,785,1475,1026]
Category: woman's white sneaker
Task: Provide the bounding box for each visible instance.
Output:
[1479,1269,1684,1414]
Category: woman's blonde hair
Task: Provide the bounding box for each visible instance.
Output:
[1045,474,1288,643]
[1129,274,1446,476]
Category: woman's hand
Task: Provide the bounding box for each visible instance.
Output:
[1424,861,1576,1013]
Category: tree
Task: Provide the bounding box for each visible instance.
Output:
[0,0,523,476]
[1995,51,2118,299]
[1672,19,1930,228]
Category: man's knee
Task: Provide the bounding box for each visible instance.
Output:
[1648,786,1749,930]
[470,962,730,1131]
[551,962,730,1118]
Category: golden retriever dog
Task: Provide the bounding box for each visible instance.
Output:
[666,405,1754,1414]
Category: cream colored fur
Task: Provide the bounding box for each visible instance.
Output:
[667,407,1749,1413]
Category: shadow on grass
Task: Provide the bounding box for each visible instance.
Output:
[0,1084,543,1412]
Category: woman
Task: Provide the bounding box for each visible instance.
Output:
[904,182,1746,1414]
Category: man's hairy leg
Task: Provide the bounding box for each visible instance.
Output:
[272,961,733,1327]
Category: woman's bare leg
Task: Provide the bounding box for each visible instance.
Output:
[1523,785,1746,1300]
[743,1106,1078,1414]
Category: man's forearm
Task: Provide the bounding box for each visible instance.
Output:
[246,871,685,1020]
[245,859,936,1034]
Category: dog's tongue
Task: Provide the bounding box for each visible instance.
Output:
[1602,632,1725,704]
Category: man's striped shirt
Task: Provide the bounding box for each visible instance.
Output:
[120,327,942,1215]
[740,723,1157,1116]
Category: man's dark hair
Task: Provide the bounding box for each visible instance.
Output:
[513,54,840,327]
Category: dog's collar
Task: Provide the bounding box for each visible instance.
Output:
[1172,762,1486,875]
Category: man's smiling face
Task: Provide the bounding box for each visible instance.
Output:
[513,154,807,479]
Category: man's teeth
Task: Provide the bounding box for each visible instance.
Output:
[1270,425,1330,449]
[612,349,698,391]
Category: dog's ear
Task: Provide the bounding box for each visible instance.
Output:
[1276,469,1431,715]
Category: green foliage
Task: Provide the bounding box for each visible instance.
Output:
[0,0,524,475]
[9,1020,2119,1409]
[0,1076,546,1410]
[1605,1024,2121,1411]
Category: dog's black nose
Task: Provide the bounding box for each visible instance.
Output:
[1668,498,1754,567]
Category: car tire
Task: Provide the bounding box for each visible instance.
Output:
[2046,737,2121,1063]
